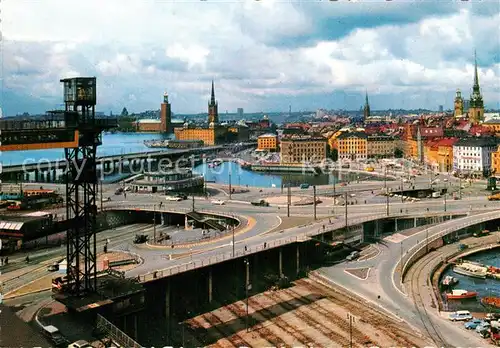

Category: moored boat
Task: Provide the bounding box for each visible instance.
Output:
[445,289,478,300]
[481,296,500,309]
[453,263,488,279]
[441,275,459,287]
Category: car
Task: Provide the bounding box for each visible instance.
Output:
[114,188,123,195]
[449,310,473,321]
[68,340,92,348]
[41,325,69,347]
[464,318,483,330]
[211,200,225,205]
[251,199,270,207]
[133,234,148,244]
[165,196,182,201]
[476,322,491,333]
[176,194,188,200]
[47,262,59,272]
[346,251,360,261]
[486,313,500,322]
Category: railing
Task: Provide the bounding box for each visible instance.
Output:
[96,314,142,348]
[400,211,500,280]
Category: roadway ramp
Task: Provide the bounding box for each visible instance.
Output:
[186,211,226,232]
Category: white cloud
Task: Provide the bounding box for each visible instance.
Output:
[1,1,499,114]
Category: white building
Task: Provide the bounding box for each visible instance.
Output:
[453,138,498,176]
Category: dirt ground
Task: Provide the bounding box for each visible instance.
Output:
[184,277,430,348]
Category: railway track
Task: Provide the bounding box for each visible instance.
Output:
[407,250,449,347]
[296,278,427,347]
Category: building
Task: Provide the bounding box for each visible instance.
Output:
[257,133,278,151]
[491,145,500,176]
[363,92,370,122]
[424,138,457,172]
[438,105,444,113]
[208,80,219,124]
[453,137,498,177]
[367,135,395,158]
[337,132,368,161]
[135,93,173,133]
[468,52,484,125]
[454,89,464,118]
[174,81,231,146]
[280,135,327,164]
[237,108,244,118]
[131,169,204,194]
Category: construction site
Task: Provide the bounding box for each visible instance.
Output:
[177,275,430,348]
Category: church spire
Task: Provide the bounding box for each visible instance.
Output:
[363,90,370,121]
[473,50,480,91]
[210,79,216,105]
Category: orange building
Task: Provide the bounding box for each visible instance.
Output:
[135,93,172,133]
[424,138,457,172]
[257,134,278,151]
[491,145,500,175]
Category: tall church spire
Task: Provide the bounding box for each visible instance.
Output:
[210,79,216,105]
[473,50,480,91]
[363,90,370,121]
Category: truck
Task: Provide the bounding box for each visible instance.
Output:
[251,199,269,207]
[431,192,441,198]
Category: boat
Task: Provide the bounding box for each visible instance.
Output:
[445,289,478,300]
[453,263,488,279]
[441,275,459,287]
[481,297,500,309]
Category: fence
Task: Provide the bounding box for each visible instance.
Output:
[400,210,500,281]
[96,314,142,348]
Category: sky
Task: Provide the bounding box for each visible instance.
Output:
[1,0,499,116]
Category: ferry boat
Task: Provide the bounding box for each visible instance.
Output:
[441,275,459,287]
[453,262,488,279]
[481,297,500,309]
[445,289,478,300]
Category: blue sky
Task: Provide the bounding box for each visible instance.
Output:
[1,0,499,116]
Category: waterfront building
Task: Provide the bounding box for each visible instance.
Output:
[134,93,174,133]
[257,133,278,151]
[468,52,484,125]
[280,135,327,164]
[453,137,498,177]
[337,131,367,161]
[367,135,395,158]
[174,81,238,146]
[131,169,204,194]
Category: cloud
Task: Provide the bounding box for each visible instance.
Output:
[1,1,499,116]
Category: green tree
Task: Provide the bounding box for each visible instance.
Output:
[394,148,404,158]
[121,107,129,117]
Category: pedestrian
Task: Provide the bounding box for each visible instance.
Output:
[124,192,127,199]
[264,242,267,248]
[244,246,247,252]
[5,257,8,265]
[1,257,3,266]
[103,244,108,253]
[25,255,30,263]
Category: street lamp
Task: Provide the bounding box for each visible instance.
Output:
[384,166,389,216]
[243,258,250,332]
[444,181,448,212]
[153,204,157,243]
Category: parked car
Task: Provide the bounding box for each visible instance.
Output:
[464,318,483,330]
[346,251,360,261]
[165,196,182,201]
[211,200,225,205]
[41,325,69,347]
[476,322,491,333]
[486,313,500,322]
[68,340,92,348]
[449,310,473,321]
[47,262,59,272]
[114,188,123,195]
[477,327,490,338]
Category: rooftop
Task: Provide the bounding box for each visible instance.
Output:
[338,131,367,139]
[454,137,499,147]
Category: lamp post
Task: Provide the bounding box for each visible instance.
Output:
[333,176,336,215]
[232,223,235,258]
[400,241,403,270]
[244,258,250,332]
[444,181,448,212]
[153,204,156,243]
[100,179,103,212]
[385,166,389,216]
[313,185,317,220]
[229,169,232,200]
[344,192,348,230]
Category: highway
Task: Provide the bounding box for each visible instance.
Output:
[317,211,500,348]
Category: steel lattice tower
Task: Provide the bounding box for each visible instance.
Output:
[62,77,99,295]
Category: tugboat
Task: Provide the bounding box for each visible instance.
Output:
[481,296,500,309]
[441,275,459,287]
[445,289,478,300]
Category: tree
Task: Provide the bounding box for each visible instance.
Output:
[121,107,129,117]
[394,148,404,158]
[330,148,338,162]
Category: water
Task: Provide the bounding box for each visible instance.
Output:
[193,161,384,188]
[0,132,172,165]
[441,249,500,313]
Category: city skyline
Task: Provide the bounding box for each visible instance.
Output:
[1,0,499,116]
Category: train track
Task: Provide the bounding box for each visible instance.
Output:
[407,250,449,347]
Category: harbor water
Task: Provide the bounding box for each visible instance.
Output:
[441,249,500,313]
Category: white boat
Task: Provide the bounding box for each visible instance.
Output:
[453,263,487,279]
[442,275,459,287]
